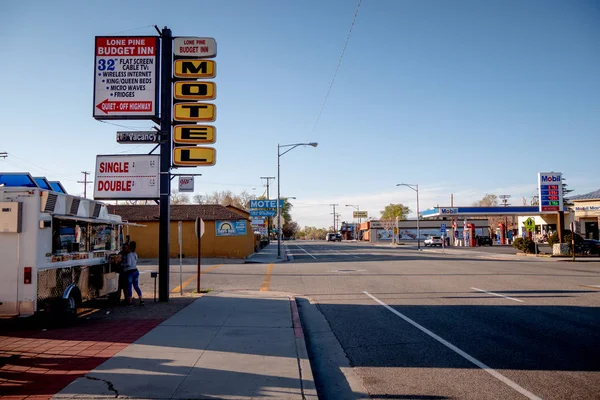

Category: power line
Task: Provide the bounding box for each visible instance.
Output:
[312,0,362,132]
[5,153,80,182]
[99,120,156,131]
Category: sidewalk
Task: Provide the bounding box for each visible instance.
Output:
[54,291,316,400]
[245,241,290,264]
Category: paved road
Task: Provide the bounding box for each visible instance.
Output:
[279,241,600,399]
[132,241,600,399]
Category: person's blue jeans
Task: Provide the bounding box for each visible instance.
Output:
[127,270,142,298]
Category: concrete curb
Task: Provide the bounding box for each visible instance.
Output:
[296,297,370,400]
[289,296,318,400]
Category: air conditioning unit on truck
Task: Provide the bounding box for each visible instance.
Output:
[0,173,123,318]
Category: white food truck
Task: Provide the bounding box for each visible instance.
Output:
[0,173,123,317]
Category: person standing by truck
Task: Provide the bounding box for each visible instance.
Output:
[122,241,143,306]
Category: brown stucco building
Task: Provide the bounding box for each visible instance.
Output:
[108,204,257,259]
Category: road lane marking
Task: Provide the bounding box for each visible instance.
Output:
[260,263,275,292]
[295,245,317,259]
[363,291,543,400]
[170,264,223,293]
[471,287,524,303]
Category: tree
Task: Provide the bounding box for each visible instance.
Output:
[379,218,397,244]
[380,203,411,220]
[282,221,299,239]
[474,193,504,233]
[473,193,498,207]
[171,191,190,204]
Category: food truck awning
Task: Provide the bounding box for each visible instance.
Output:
[53,214,148,227]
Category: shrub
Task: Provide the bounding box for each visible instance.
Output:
[547,232,559,247]
[512,237,536,254]
[547,230,583,250]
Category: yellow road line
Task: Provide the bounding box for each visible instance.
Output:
[260,263,275,292]
[171,264,223,293]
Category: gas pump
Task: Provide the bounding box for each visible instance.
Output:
[498,223,506,245]
[466,223,477,247]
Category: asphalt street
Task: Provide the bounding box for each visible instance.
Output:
[136,241,599,399]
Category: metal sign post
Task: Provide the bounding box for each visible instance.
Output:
[158,27,173,302]
[178,221,183,295]
[195,217,205,293]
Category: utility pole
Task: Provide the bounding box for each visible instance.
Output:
[330,204,338,231]
[77,171,93,199]
[261,176,275,241]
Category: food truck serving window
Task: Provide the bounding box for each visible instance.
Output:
[52,219,89,253]
[91,224,117,251]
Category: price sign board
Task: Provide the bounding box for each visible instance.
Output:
[93,36,159,120]
[93,154,159,200]
[538,172,562,212]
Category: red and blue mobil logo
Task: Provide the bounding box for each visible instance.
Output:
[540,174,561,182]
[441,208,459,214]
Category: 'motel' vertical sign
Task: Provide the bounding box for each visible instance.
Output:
[538,172,563,212]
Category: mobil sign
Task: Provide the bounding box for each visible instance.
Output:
[441,208,459,214]
[538,172,562,212]
[178,176,194,192]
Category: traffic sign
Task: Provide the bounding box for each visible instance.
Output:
[116,131,159,143]
[174,60,216,79]
[195,217,205,238]
[353,211,368,219]
[173,125,215,144]
[173,103,216,122]
[93,36,159,120]
[174,81,216,101]
[440,223,447,230]
[173,146,216,166]
[524,217,535,232]
[174,37,217,58]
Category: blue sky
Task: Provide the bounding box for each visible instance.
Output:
[1,0,598,228]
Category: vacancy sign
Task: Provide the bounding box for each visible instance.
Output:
[94,154,160,200]
[93,36,159,120]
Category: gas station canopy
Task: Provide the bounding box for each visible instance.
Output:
[421,206,567,218]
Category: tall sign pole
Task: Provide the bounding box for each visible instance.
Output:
[159,27,173,302]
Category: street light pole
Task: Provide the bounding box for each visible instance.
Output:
[346,204,360,241]
[397,183,421,250]
[277,142,318,258]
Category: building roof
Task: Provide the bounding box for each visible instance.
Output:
[108,204,248,222]
[568,189,600,201]
[225,205,250,217]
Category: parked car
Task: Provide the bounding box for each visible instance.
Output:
[477,236,493,246]
[424,236,443,247]
[580,239,600,255]
[326,233,341,242]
